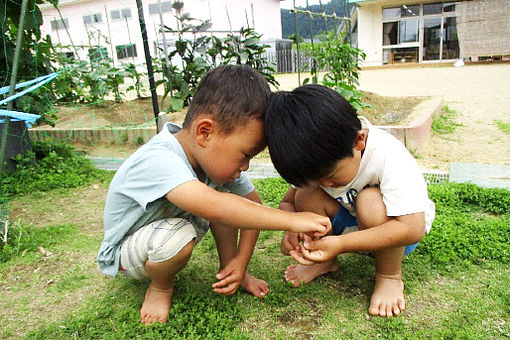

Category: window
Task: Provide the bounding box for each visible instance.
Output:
[401,5,419,17]
[424,2,456,15]
[88,47,108,62]
[149,1,172,15]
[399,19,419,43]
[424,3,442,15]
[83,13,103,25]
[111,8,132,21]
[383,19,418,46]
[50,18,69,31]
[116,44,137,59]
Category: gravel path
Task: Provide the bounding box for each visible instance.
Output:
[277,63,510,171]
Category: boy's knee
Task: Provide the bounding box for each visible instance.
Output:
[356,187,389,229]
[295,187,339,218]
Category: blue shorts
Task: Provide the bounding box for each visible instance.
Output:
[332,205,419,256]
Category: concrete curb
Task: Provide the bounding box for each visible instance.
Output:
[375,96,444,152]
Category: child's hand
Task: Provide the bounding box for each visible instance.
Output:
[281,231,300,255]
[294,235,339,264]
[290,212,331,238]
[212,257,246,295]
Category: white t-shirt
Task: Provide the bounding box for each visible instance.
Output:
[322,127,435,234]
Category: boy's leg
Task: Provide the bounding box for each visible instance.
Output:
[210,223,269,297]
[142,239,195,324]
[356,188,406,317]
[285,186,340,287]
[119,218,197,324]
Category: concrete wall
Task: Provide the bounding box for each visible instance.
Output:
[357,3,384,66]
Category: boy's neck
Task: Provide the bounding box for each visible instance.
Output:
[174,129,206,182]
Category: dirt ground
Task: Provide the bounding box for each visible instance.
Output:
[47,63,510,172]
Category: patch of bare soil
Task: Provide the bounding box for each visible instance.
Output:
[47,95,187,129]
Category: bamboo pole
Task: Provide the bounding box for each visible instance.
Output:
[135,0,160,131]
[0,0,29,172]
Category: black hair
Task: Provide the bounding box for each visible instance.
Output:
[183,64,271,134]
[265,84,361,186]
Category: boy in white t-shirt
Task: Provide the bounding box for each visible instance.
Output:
[264,84,435,317]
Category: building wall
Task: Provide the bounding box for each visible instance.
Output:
[456,0,510,58]
[357,3,383,66]
[39,0,282,65]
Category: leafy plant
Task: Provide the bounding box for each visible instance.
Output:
[221,27,278,88]
[0,138,110,202]
[302,32,370,111]
[124,63,147,99]
[155,2,278,113]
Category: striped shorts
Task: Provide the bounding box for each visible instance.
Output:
[119,218,197,280]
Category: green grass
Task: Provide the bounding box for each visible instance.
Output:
[431,105,462,137]
[494,119,510,134]
[1,158,509,338]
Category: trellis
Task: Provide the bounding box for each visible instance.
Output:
[289,0,352,84]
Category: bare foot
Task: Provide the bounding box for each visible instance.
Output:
[241,272,269,298]
[140,283,174,324]
[369,273,405,317]
[284,259,338,287]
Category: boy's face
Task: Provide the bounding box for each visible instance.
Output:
[317,130,367,188]
[200,118,266,185]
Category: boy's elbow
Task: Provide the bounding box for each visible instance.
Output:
[409,219,426,244]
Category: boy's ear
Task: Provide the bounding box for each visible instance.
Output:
[194,117,215,147]
[354,130,368,151]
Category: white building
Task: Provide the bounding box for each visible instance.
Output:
[38,0,284,65]
[350,0,510,66]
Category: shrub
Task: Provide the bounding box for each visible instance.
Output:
[0,138,111,201]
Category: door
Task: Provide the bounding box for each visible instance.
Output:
[423,16,459,61]
[423,18,441,61]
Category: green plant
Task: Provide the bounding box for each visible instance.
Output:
[0,138,110,202]
[221,27,278,88]
[302,32,370,111]
[494,119,510,134]
[155,2,278,113]
[124,63,148,99]
[0,0,57,120]
[431,105,462,136]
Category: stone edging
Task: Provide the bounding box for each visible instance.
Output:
[375,96,444,152]
[29,97,443,151]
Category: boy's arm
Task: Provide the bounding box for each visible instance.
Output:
[295,212,425,263]
[212,190,263,295]
[166,180,331,235]
[279,186,301,255]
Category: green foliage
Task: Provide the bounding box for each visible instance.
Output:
[0,0,57,120]
[494,119,510,134]
[155,2,278,113]
[417,183,510,266]
[0,138,110,201]
[124,63,148,99]
[221,27,278,88]
[302,32,371,111]
[431,105,462,136]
